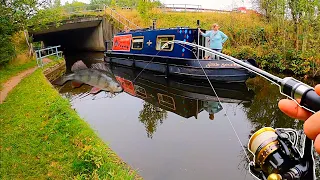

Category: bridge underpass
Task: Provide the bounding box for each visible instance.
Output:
[30,16,119,52]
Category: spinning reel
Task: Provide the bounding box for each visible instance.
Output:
[248,127,315,180]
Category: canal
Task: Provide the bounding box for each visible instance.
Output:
[54,51,319,180]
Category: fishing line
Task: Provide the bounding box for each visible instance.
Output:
[159,41,252,162]
[192,49,251,163]
[132,50,164,82]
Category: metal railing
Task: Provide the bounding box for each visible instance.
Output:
[105,6,141,30]
[55,4,141,30]
[35,45,63,67]
[159,4,233,13]
[159,4,202,12]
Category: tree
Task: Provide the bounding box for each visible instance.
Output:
[0,0,51,66]
[53,0,61,8]
[2,0,51,30]
[254,0,320,51]
[90,0,111,5]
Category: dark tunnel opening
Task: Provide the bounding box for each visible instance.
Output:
[32,26,105,52]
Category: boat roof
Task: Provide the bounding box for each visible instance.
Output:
[117,27,201,35]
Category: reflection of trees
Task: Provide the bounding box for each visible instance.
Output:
[315,153,320,177]
[138,102,168,138]
[243,77,304,131]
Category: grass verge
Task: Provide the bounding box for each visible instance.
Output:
[0,60,36,90]
[0,61,140,179]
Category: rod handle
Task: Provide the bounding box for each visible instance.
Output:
[281,77,320,113]
[301,89,320,112]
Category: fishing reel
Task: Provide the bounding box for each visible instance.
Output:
[248,127,315,180]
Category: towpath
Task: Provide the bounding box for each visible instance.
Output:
[0,58,51,104]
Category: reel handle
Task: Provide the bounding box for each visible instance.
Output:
[281,77,320,113]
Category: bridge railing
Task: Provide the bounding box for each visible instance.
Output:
[35,45,63,67]
[158,4,233,13]
[62,4,105,18]
[104,5,141,30]
[59,4,141,30]
[159,4,202,12]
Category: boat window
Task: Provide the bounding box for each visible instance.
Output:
[156,35,175,51]
[134,85,147,99]
[132,36,144,50]
[157,93,176,110]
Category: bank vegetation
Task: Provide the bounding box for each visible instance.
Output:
[0,60,140,179]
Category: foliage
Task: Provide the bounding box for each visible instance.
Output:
[90,0,111,6]
[0,0,51,66]
[117,8,319,77]
[136,0,160,19]
[2,0,51,30]
[114,0,139,7]
[138,102,167,138]
[11,0,319,77]
[27,7,66,32]
[0,7,17,65]
[0,37,16,66]
[64,0,88,8]
[0,65,140,179]
[53,0,61,8]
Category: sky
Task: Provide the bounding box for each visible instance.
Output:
[60,0,255,11]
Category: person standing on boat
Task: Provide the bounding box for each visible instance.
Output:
[199,23,228,54]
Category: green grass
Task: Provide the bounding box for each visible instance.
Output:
[0,60,37,90]
[0,63,140,179]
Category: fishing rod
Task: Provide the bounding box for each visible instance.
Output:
[162,40,318,180]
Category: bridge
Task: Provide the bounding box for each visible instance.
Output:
[28,5,140,52]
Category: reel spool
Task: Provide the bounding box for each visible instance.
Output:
[248,127,315,180]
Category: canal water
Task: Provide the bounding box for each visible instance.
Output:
[55,52,319,180]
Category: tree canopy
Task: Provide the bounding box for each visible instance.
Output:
[0,0,51,65]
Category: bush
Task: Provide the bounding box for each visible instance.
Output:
[0,37,16,66]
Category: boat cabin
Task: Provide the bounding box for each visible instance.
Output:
[104,26,256,83]
[109,27,208,59]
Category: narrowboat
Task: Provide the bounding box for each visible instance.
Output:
[104,25,257,83]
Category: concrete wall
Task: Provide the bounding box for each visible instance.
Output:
[31,16,120,52]
[102,17,120,50]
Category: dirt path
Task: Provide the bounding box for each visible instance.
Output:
[0,58,52,104]
[0,67,37,104]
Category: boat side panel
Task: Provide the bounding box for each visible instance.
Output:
[135,61,167,73]
[112,29,198,59]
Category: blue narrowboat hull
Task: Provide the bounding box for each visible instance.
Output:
[104,52,256,83]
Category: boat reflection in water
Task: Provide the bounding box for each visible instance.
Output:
[57,61,255,138]
[110,64,255,120]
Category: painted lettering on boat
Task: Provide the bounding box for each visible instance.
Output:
[206,62,240,68]
[115,76,136,96]
[112,34,132,52]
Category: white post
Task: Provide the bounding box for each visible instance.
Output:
[197,29,200,59]
[56,47,59,58]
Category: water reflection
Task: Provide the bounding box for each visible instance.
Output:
[139,102,168,138]
[55,53,319,179]
[110,65,255,137]
[244,77,304,131]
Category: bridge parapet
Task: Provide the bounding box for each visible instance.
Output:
[29,5,141,52]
